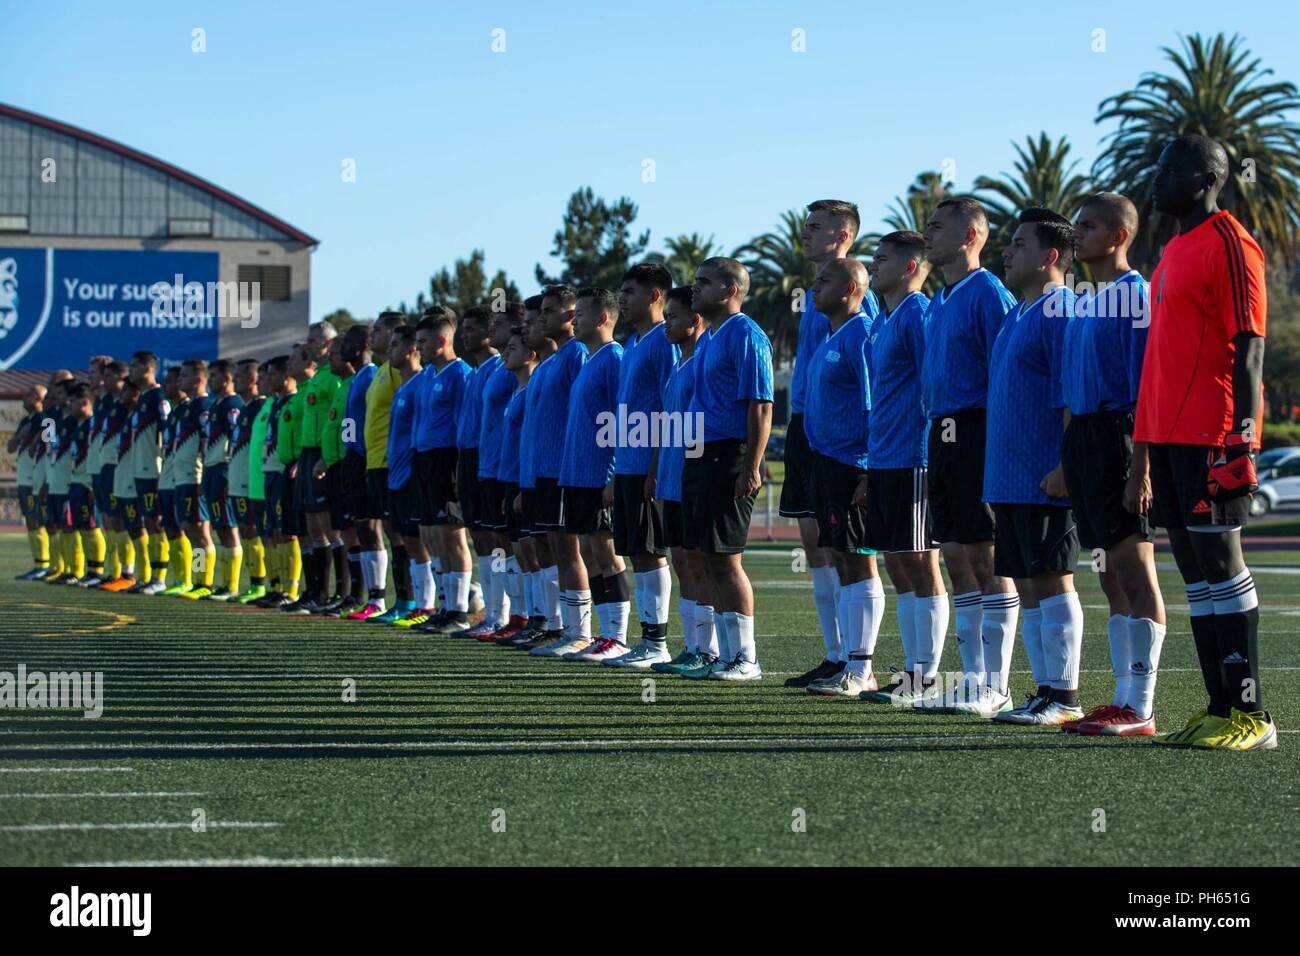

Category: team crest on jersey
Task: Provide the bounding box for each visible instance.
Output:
[227,408,240,426]
[434,383,443,392]
[827,351,841,363]
[307,393,316,405]
[328,408,337,420]
[199,410,210,425]
[159,400,171,417]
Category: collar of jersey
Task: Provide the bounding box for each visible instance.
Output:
[938,268,986,304]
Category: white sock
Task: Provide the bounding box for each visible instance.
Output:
[412,560,433,610]
[594,601,611,638]
[1021,607,1045,687]
[477,557,496,622]
[980,592,1020,696]
[896,591,917,673]
[864,576,885,658]
[679,597,697,653]
[1108,614,1131,707]
[641,565,671,625]
[912,595,949,684]
[541,565,561,629]
[725,611,756,665]
[505,556,522,617]
[609,597,629,642]
[524,571,539,619]
[953,591,984,691]
[429,558,443,607]
[1210,568,1258,614]
[840,580,871,678]
[715,610,734,662]
[360,551,375,592]
[633,572,647,624]
[365,548,388,594]
[1126,617,1166,719]
[1040,591,1083,691]
[811,565,841,662]
[448,570,471,613]
[695,604,718,657]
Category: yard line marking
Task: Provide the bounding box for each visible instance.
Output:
[0,766,134,773]
[0,791,205,800]
[71,857,388,867]
[0,821,280,832]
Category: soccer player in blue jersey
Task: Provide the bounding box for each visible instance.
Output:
[920,198,1019,709]
[679,258,774,682]
[410,309,475,634]
[526,287,592,657]
[798,258,886,697]
[471,303,531,642]
[1054,193,1166,735]
[979,207,1082,722]
[200,359,245,600]
[173,359,214,599]
[857,232,947,707]
[646,286,719,674]
[385,325,430,623]
[606,263,681,668]
[552,288,628,662]
[785,200,883,688]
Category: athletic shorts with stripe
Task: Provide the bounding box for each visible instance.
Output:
[864,466,931,553]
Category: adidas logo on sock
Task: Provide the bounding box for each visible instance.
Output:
[1221,652,1246,664]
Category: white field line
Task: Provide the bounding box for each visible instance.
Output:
[0,820,280,833]
[0,766,134,773]
[0,791,205,800]
[72,857,388,867]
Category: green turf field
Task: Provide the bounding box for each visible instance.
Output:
[1,531,1296,866]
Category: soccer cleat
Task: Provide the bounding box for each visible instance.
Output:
[393,607,433,628]
[528,631,573,656]
[521,628,564,652]
[710,657,762,682]
[993,692,1051,725]
[860,677,921,706]
[97,576,131,591]
[160,582,190,596]
[203,587,235,602]
[465,620,502,640]
[571,638,629,662]
[808,668,877,697]
[651,649,697,674]
[139,579,169,596]
[1189,709,1278,751]
[369,602,413,625]
[124,579,153,594]
[911,681,956,713]
[1061,703,1121,734]
[349,601,387,621]
[322,597,360,619]
[680,655,724,679]
[951,687,1013,718]
[1013,699,1083,726]
[61,575,83,587]
[420,611,472,635]
[1153,709,1221,747]
[45,572,75,585]
[558,637,597,660]
[179,586,214,600]
[604,639,672,669]
[784,658,844,688]
[236,584,268,604]
[1076,705,1156,737]
[77,574,105,588]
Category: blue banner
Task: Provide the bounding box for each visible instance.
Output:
[0,248,220,370]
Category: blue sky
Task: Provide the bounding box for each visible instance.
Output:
[3,0,1297,320]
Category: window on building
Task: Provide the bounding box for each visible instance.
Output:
[168,217,213,237]
[0,214,29,232]
[237,264,291,301]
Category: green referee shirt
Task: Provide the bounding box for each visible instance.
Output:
[300,367,340,450]
[320,372,353,467]
[276,389,307,467]
[248,396,275,500]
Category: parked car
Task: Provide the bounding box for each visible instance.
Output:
[1251,454,1300,515]
[1257,446,1300,472]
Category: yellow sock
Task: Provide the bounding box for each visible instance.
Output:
[214,545,227,588]
[137,531,151,582]
[105,530,121,578]
[154,535,169,584]
[248,536,267,581]
[177,536,193,589]
[120,533,135,577]
[80,529,104,577]
[28,529,45,566]
[286,539,302,600]
[227,546,243,592]
[49,531,64,575]
[201,542,216,587]
[58,531,73,575]
[268,542,280,589]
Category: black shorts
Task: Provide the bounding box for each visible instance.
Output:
[279,470,301,536]
[927,409,995,544]
[119,492,141,531]
[46,492,69,529]
[613,473,666,556]
[254,497,272,538]
[17,485,36,521]
[778,414,815,518]
[562,485,614,536]
[176,482,210,525]
[390,480,423,538]
[93,468,114,517]
[135,478,161,522]
[416,447,461,525]
[681,439,755,555]
[457,448,480,530]
[202,465,234,529]
[339,453,367,525]
[865,466,932,553]
[68,484,96,531]
[231,495,254,529]
[991,503,1079,579]
[502,482,526,543]
[660,499,685,550]
[296,448,329,513]
[263,473,284,534]
[1061,411,1154,550]
[478,476,508,531]
[159,488,179,532]
[365,468,390,521]
[529,475,564,532]
[810,453,873,555]
[1147,442,1250,531]
[324,463,347,531]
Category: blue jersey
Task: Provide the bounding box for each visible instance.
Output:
[344,363,376,456]
[690,312,773,443]
[867,292,931,469]
[614,323,678,475]
[457,353,500,450]
[804,315,873,469]
[984,287,1074,505]
[921,269,1016,419]
[499,384,528,486]
[520,337,587,486]
[388,370,424,489]
[477,360,516,479]
[791,287,880,415]
[414,357,469,452]
[656,352,698,503]
[1060,271,1149,415]
[559,341,624,488]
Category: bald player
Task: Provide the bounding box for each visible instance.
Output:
[678,258,773,681]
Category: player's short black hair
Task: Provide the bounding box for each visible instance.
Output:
[523,294,545,311]
[376,310,407,329]
[265,354,289,372]
[807,199,861,236]
[699,257,750,298]
[182,358,209,375]
[666,286,696,312]
[577,287,619,318]
[65,382,91,401]
[878,230,928,262]
[389,324,417,348]
[237,357,260,369]
[104,359,128,376]
[132,351,159,370]
[163,365,181,379]
[622,262,674,293]
[209,358,234,375]
[936,197,990,233]
[542,285,577,308]
[503,301,526,320]
[462,304,490,323]
[1019,206,1075,268]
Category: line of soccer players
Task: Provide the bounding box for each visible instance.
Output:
[9,133,1275,750]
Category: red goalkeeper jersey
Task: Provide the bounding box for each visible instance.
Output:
[1134,210,1266,447]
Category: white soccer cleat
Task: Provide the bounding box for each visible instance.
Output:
[992,693,1049,724]
[140,580,169,596]
[951,687,1013,718]
[555,637,596,660]
[1015,699,1085,726]
[603,640,671,669]
[572,638,629,662]
[527,632,573,656]
[808,668,878,697]
[709,657,763,682]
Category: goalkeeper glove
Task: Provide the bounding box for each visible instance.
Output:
[1206,433,1258,502]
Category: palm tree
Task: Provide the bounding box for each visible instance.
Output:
[734,210,876,363]
[972,133,1094,274]
[1093,32,1300,270]
[884,171,952,234]
[650,233,718,286]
